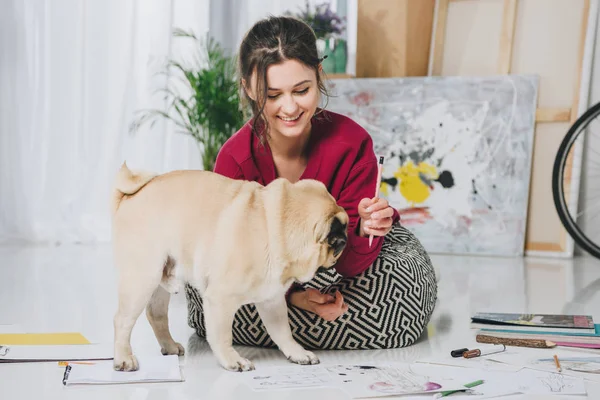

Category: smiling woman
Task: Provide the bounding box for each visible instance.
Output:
[185,15,438,350]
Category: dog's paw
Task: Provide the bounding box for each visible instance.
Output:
[161,341,185,356]
[223,356,255,372]
[113,353,139,371]
[287,349,320,365]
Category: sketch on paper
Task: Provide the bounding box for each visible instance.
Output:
[539,373,570,393]
[515,370,586,396]
[325,364,465,398]
[534,357,600,374]
[242,365,332,391]
[242,363,465,396]
[326,75,538,256]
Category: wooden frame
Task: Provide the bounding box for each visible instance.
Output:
[357,0,435,77]
[429,0,595,257]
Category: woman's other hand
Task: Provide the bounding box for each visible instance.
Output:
[289,288,348,321]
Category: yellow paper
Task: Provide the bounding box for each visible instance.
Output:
[0,333,90,345]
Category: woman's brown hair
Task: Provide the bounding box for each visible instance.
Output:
[238,15,330,144]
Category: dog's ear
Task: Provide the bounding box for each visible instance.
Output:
[326,214,348,257]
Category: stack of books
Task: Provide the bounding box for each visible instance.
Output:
[471,312,600,349]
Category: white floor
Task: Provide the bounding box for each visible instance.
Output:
[2,243,600,399]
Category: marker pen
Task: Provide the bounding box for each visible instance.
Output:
[463,344,506,358]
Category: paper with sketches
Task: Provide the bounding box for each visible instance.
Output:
[242,363,466,396]
[411,361,587,397]
[242,365,333,391]
[514,369,586,395]
[63,355,183,385]
[0,343,112,362]
[534,356,600,373]
[488,348,600,382]
[408,364,521,399]
[325,363,471,398]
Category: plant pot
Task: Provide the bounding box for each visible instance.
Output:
[320,38,336,74]
[333,38,347,74]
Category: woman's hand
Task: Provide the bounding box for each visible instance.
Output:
[358,197,394,238]
[288,288,348,321]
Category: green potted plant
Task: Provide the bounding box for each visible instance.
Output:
[129,29,245,171]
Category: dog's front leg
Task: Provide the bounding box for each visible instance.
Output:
[203,296,255,372]
[255,295,319,365]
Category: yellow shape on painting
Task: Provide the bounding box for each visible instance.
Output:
[395,161,439,204]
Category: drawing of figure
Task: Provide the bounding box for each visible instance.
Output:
[368,380,442,394]
[540,374,567,393]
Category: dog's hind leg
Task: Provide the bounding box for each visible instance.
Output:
[146,284,185,356]
[203,295,255,372]
[255,296,319,365]
[113,252,163,372]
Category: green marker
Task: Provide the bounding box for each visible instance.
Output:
[433,380,484,398]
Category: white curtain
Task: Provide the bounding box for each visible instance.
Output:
[0,0,209,244]
[0,0,355,245]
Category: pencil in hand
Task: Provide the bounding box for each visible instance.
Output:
[369,156,384,247]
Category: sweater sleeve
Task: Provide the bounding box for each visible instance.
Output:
[333,160,401,278]
[213,148,244,179]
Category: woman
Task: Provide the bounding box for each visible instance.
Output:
[185,15,437,350]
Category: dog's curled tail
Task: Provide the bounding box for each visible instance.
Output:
[111,161,157,214]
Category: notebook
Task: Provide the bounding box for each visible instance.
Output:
[0,332,90,345]
[471,313,595,334]
[62,354,183,386]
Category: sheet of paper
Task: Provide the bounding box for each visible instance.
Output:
[0,324,23,334]
[487,347,600,382]
[0,343,113,362]
[324,363,467,399]
[242,363,467,397]
[407,364,521,399]
[514,368,587,395]
[63,354,183,385]
[415,350,523,372]
[0,332,90,345]
[534,356,600,373]
[242,365,333,391]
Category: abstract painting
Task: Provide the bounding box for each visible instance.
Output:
[326,75,538,256]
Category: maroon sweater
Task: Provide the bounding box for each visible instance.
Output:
[213,110,400,278]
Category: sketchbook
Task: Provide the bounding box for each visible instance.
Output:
[62,354,183,386]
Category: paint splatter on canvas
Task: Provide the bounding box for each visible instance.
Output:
[326,75,538,256]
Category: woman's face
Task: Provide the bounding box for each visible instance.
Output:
[248,59,320,141]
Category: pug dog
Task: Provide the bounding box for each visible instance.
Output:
[110,162,348,372]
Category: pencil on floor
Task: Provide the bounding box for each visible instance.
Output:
[476,334,556,348]
[553,354,562,373]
